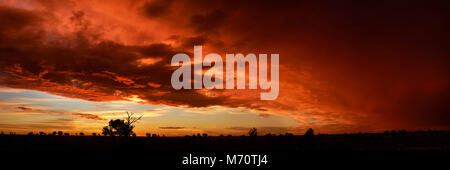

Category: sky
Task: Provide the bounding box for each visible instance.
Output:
[0,0,449,136]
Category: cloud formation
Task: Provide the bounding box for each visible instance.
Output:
[1,0,450,133]
[11,105,105,121]
[72,113,106,121]
[160,127,184,130]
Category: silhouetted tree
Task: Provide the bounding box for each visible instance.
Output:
[57,131,63,136]
[146,133,151,138]
[304,128,314,138]
[39,132,46,136]
[123,112,142,135]
[102,125,115,136]
[202,133,208,137]
[79,132,84,136]
[248,128,258,137]
[102,112,142,137]
[92,133,97,136]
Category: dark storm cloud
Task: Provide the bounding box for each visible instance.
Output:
[175,0,450,128]
[0,5,39,32]
[1,0,450,131]
[189,10,228,34]
[180,36,208,49]
[142,0,174,18]
[0,5,240,109]
[313,1,450,128]
[138,43,174,57]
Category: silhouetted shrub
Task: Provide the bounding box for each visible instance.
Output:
[92,133,97,136]
[79,132,84,136]
[57,131,63,136]
[39,132,46,136]
[102,125,115,136]
[285,133,294,137]
[202,133,208,137]
[304,128,314,138]
[146,133,151,138]
[28,132,33,135]
[64,133,69,136]
[102,112,142,137]
[248,128,258,137]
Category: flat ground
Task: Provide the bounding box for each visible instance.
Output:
[1,131,449,168]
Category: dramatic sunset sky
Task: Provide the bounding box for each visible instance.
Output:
[0,0,449,136]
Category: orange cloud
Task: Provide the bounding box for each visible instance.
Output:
[1,1,450,134]
[72,113,106,121]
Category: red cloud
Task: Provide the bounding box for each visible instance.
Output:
[1,1,450,133]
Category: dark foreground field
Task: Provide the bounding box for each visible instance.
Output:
[1,131,449,168]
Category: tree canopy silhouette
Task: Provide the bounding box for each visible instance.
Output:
[102,112,142,137]
[304,128,314,138]
[248,128,258,137]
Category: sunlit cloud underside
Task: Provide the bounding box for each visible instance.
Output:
[0,87,298,136]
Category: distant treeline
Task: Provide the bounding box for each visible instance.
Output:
[1,128,449,137]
